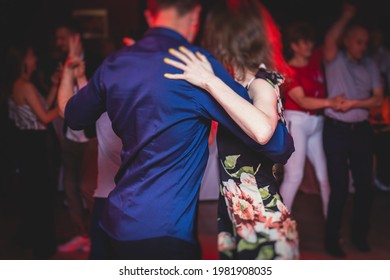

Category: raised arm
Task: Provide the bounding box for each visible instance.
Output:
[57,57,87,117]
[323,3,356,62]
[57,34,88,118]
[164,46,277,145]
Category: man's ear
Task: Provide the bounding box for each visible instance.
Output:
[144,9,154,27]
[190,5,202,26]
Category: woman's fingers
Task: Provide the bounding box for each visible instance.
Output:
[168,48,191,65]
[163,73,183,80]
[163,47,213,84]
[178,46,197,61]
[164,57,186,71]
[195,51,207,62]
[195,51,213,73]
[168,46,203,66]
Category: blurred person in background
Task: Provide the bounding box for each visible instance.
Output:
[322,3,383,257]
[6,44,59,259]
[279,22,344,218]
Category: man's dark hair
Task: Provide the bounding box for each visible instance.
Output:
[147,0,200,16]
[56,18,83,34]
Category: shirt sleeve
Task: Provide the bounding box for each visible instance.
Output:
[64,64,106,130]
[193,51,294,164]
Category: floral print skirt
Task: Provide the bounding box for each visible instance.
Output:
[217,159,300,259]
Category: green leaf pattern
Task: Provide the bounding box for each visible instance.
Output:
[219,154,300,259]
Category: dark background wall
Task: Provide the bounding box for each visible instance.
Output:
[1,0,389,56]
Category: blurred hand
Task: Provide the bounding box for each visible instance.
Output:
[342,2,356,20]
[329,95,345,110]
[163,46,215,89]
[338,99,357,112]
[50,64,63,86]
[64,56,85,80]
[68,33,83,58]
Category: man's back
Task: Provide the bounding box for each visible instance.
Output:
[66,27,253,243]
[101,28,212,242]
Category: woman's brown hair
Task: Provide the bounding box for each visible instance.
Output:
[202,0,290,81]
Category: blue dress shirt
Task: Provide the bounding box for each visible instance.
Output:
[325,51,382,122]
[65,27,294,243]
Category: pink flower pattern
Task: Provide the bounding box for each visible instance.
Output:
[220,171,300,259]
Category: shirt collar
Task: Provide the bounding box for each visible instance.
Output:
[342,50,366,65]
[144,27,189,44]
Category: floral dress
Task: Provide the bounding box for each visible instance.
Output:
[217,68,299,260]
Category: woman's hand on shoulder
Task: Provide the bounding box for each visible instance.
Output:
[163,46,215,89]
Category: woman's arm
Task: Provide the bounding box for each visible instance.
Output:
[45,68,62,108]
[164,46,277,144]
[287,86,344,110]
[21,82,58,125]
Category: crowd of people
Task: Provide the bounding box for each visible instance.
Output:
[0,0,388,260]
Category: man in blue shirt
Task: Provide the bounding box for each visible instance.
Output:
[61,0,293,259]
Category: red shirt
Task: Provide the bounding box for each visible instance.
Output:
[282,49,326,114]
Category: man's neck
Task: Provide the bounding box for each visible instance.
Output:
[149,8,195,42]
[289,55,309,67]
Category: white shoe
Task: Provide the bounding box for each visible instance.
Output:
[57,235,90,253]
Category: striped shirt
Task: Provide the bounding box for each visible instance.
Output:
[8,97,46,130]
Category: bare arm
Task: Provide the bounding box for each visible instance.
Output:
[164,47,277,144]
[57,34,87,117]
[45,68,62,107]
[323,3,356,62]
[57,57,87,117]
[287,86,344,110]
[338,87,384,112]
[21,83,58,124]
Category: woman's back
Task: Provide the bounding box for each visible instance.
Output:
[9,79,46,130]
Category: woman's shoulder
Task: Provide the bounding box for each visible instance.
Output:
[254,66,285,88]
[12,79,37,104]
[14,79,36,93]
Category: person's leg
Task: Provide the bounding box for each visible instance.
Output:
[58,139,90,252]
[349,123,374,251]
[279,112,309,212]
[374,131,390,186]
[62,139,87,236]
[17,131,56,259]
[306,116,330,218]
[80,138,98,215]
[323,119,350,257]
[89,197,112,259]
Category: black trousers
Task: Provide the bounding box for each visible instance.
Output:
[89,198,111,259]
[373,129,390,185]
[15,129,56,259]
[323,118,374,241]
[108,236,201,260]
